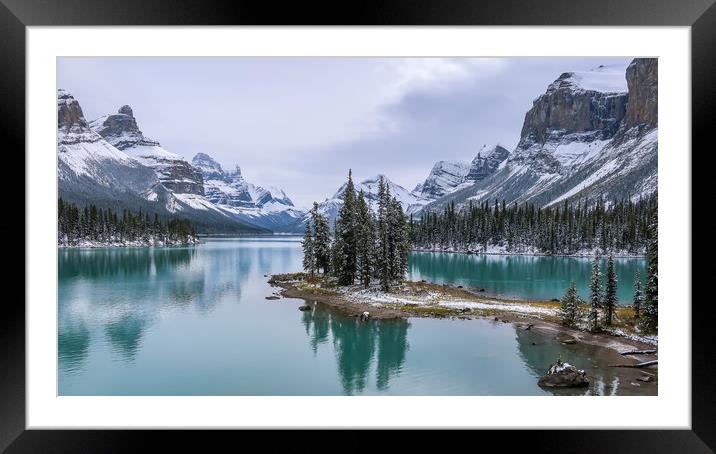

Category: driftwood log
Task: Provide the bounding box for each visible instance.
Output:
[620,349,657,355]
[608,360,658,368]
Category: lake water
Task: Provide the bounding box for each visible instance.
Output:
[58,237,651,396]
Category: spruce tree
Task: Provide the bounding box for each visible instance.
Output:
[604,255,618,325]
[633,269,643,319]
[376,176,391,291]
[311,202,331,274]
[336,170,358,285]
[355,190,374,288]
[588,254,602,332]
[302,221,315,275]
[559,281,581,328]
[640,202,658,333]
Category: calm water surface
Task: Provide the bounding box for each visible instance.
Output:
[58,237,649,396]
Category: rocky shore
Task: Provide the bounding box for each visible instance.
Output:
[267,272,658,368]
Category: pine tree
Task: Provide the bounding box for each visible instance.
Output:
[302,221,316,275]
[355,190,374,288]
[335,170,358,285]
[388,196,409,285]
[311,202,331,274]
[633,269,643,319]
[604,255,618,325]
[559,281,582,328]
[376,176,391,291]
[589,254,602,332]
[640,201,658,333]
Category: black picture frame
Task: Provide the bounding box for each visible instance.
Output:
[4,0,711,451]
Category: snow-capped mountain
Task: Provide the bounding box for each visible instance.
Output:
[191,153,305,232]
[57,89,165,209]
[410,145,509,210]
[423,59,657,213]
[412,161,471,200]
[58,90,266,233]
[90,106,204,195]
[314,175,427,226]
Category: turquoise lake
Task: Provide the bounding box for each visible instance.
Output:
[58,236,650,396]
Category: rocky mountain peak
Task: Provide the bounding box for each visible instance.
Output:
[57,89,89,132]
[519,67,629,146]
[623,58,658,130]
[118,105,134,117]
[466,145,510,182]
[90,105,159,150]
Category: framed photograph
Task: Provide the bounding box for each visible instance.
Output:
[6,0,711,450]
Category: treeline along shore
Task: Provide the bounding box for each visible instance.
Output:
[409,194,657,257]
[271,170,657,361]
[58,198,199,247]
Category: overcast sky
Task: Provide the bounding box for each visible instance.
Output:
[58,57,631,208]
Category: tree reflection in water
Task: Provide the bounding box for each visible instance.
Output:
[301,304,410,395]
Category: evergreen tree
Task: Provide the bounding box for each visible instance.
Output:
[375,176,391,291]
[640,201,658,333]
[559,281,582,328]
[355,190,374,288]
[604,255,618,325]
[388,196,409,285]
[335,170,358,285]
[302,221,316,275]
[588,254,602,332]
[633,269,643,319]
[311,202,331,274]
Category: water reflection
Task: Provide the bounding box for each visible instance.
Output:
[514,328,621,396]
[300,305,410,395]
[58,320,90,374]
[409,252,646,304]
[104,314,147,361]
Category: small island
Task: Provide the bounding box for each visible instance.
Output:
[268,171,658,388]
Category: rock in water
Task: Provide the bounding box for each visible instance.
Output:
[298,305,311,311]
[265,296,280,300]
[538,359,589,388]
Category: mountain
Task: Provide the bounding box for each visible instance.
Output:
[314,175,427,226]
[191,153,305,232]
[90,105,205,195]
[410,145,509,209]
[422,59,657,212]
[412,160,471,199]
[58,91,266,234]
[57,89,167,210]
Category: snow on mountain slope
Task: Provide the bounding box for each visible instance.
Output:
[191,153,305,232]
[422,59,657,213]
[412,160,471,200]
[410,145,509,214]
[57,89,163,204]
[314,174,427,226]
[91,106,205,195]
[58,91,265,233]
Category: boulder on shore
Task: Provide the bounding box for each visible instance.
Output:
[538,359,589,388]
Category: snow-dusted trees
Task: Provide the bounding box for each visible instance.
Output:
[604,255,618,326]
[640,200,658,334]
[302,173,409,291]
[559,281,582,328]
[57,198,196,246]
[375,176,409,291]
[588,254,602,332]
[309,202,331,274]
[633,269,643,319]
[334,170,359,285]
[302,222,315,275]
[410,194,656,255]
[355,190,375,288]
